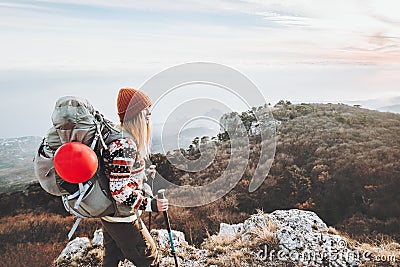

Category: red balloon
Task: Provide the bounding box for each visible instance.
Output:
[54,142,98,184]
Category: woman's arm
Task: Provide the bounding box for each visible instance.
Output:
[105,137,153,211]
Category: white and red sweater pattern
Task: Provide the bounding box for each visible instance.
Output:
[103,137,150,211]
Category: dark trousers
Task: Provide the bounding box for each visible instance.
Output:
[101,219,159,267]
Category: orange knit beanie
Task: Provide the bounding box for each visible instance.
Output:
[117,88,152,123]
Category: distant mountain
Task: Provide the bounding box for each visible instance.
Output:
[377,104,400,114]
[0,136,42,193]
[346,96,400,113]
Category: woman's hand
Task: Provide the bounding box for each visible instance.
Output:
[147,165,156,179]
[156,198,168,212]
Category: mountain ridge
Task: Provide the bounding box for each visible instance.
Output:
[0,136,42,193]
[345,95,400,113]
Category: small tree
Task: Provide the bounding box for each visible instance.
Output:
[192,137,200,148]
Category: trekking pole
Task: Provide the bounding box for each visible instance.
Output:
[157,189,179,267]
[148,208,152,230]
[147,165,156,230]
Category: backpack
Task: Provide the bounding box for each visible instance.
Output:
[33,96,133,239]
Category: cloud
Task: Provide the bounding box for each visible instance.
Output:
[367,0,400,24]
[257,11,314,27]
[371,14,400,25]
[1,0,400,70]
[367,32,400,46]
[335,30,400,63]
[0,2,50,10]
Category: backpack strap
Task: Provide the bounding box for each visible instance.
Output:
[62,195,86,240]
[72,182,93,210]
[68,218,83,240]
[91,117,108,150]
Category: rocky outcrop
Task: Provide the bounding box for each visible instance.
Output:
[54,209,398,267]
[219,210,362,266]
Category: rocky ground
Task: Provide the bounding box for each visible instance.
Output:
[54,209,399,267]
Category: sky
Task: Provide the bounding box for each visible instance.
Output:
[0,0,400,138]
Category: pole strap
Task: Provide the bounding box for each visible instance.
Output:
[68,217,83,240]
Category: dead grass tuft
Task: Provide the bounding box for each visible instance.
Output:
[328,226,339,235]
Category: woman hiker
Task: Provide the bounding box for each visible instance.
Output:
[101,88,168,267]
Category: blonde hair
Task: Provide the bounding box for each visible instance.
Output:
[120,109,151,158]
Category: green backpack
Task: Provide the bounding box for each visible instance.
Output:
[34,96,124,239]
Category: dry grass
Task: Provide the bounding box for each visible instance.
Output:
[325,225,399,266]
[0,212,101,267]
[0,242,66,267]
[202,233,239,250]
[201,212,280,266]
[328,226,339,235]
[360,239,399,266]
[202,231,252,266]
[249,225,278,247]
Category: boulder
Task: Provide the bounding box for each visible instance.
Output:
[56,237,91,261]
[92,229,103,247]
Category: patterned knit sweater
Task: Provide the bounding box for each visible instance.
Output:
[103,137,152,211]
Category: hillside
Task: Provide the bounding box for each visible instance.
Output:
[149,103,400,243]
[0,136,42,193]
[0,103,399,266]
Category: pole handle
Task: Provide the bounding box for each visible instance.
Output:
[149,164,156,170]
[158,189,166,199]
